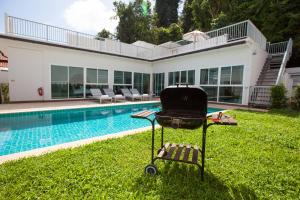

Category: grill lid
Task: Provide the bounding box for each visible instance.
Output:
[160,85,208,116]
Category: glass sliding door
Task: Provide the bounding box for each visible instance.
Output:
[219,86,243,104]
[51,65,68,99]
[69,67,84,98]
[200,68,219,101]
[134,73,142,93]
[113,70,132,94]
[219,65,244,104]
[142,73,150,94]
[86,68,108,97]
[169,70,195,86]
[134,73,150,94]
[188,70,195,85]
[153,73,164,96]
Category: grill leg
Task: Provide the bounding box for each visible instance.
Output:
[151,121,155,164]
[201,120,207,181]
[161,127,164,148]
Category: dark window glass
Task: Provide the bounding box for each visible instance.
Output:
[200,69,208,85]
[181,71,187,83]
[134,73,142,93]
[174,71,180,84]
[219,86,243,104]
[220,67,231,85]
[143,73,150,94]
[98,69,108,84]
[231,65,243,84]
[69,67,84,98]
[188,70,195,85]
[209,68,218,85]
[201,86,218,101]
[168,72,174,85]
[124,72,132,84]
[86,68,97,84]
[114,71,123,84]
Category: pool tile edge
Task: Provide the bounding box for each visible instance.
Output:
[0,125,160,164]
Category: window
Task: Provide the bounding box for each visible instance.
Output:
[219,86,243,104]
[86,68,108,97]
[51,65,68,99]
[51,65,84,99]
[220,67,231,84]
[201,86,218,101]
[169,70,195,85]
[219,65,244,103]
[220,65,244,85]
[69,67,84,98]
[134,73,150,94]
[231,65,244,84]
[153,73,165,96]
[113,70,132,94]
[200,69,208,85]
[200,68,218,85]
[200,66,244,104]
[188,70,195,85]
[209,68,218,85]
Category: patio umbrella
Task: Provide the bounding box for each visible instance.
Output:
[183,30,209,42]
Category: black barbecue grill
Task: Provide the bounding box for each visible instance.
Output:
[131,84,237,180]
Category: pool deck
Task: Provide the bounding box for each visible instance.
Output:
[0,100,267,114]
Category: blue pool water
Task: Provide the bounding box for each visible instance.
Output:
[0,103,222,156]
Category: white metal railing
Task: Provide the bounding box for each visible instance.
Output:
[4,14,153,59]
[249,86,272,106]
[4,14,269,60]
[267,41,289,54]
[206,20,267,50]
[275,38,293,85]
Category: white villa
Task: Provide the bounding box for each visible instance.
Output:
[0,14,298,106]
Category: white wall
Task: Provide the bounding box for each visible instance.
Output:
[0,37,268,105]
[0,70,8,83]
[0,38,152,102]
[153,43,254,105]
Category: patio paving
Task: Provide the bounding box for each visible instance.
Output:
[0,100,268,114]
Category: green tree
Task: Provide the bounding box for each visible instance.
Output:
[181,0,194,33]
[113,0,152,43]
[155,0,180,27]
[113,1,136,43]
[96,29,112,39]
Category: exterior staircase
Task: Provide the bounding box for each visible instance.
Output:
[256,54,283,86]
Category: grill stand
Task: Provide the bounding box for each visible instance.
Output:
[131,110,237,181]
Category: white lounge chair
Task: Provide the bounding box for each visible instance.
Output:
[130,88,150,101]
[121,88,142,101]
[103,88,125,102]
[89,88,112,103]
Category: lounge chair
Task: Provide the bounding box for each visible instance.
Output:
[89,88,112,103]
[103,88,125,102]
[121,88,142,101]
[130,88,150,101]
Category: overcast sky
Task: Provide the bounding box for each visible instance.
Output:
[0,0,182,35]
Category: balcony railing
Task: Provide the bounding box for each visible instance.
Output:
[4,14,268,60]
[267,41,289,54]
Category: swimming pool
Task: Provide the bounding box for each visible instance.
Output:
[0,103,222,156]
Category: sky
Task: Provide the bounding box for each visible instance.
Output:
[0,0,172,35]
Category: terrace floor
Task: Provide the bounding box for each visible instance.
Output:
[0,100,267,114]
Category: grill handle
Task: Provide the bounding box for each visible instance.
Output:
[176,83,189,87]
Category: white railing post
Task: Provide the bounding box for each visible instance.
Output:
[275,38,293,85]
[4,13,9,34]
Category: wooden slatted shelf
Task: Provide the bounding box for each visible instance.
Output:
[157,143,201,165]
[131,110,155,119]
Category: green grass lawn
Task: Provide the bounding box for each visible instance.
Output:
[0,109,299,199]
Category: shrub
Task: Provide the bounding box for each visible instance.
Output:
[0,83,9,103]
[271,84,287,108]
[291,85,300,110]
